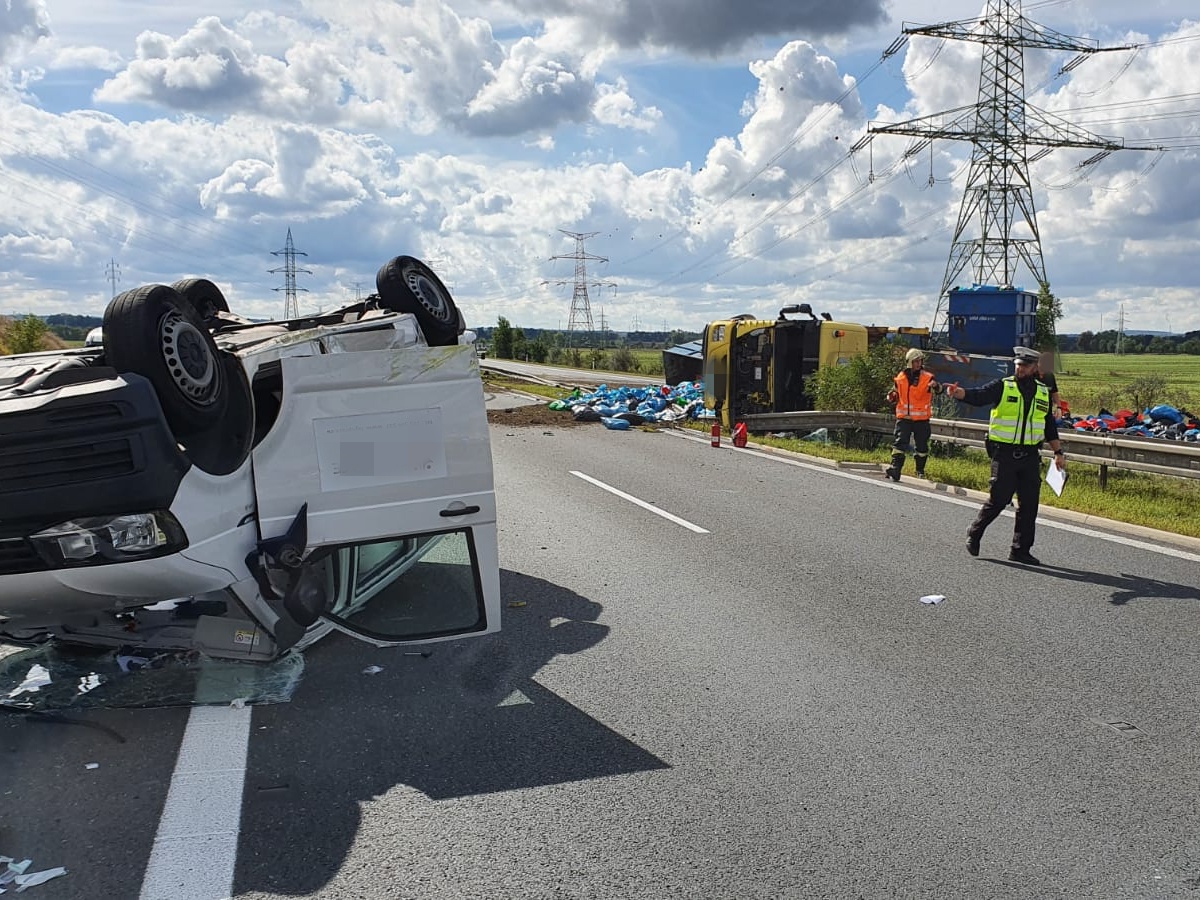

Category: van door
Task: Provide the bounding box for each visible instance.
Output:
[249,342,500,645]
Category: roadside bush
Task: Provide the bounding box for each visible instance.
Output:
[1124,375,1167,413]
[1,315,51,354]
[608,345,638,372]
[810,340,908,412]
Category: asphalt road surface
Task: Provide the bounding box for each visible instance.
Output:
[4,413,1199,899]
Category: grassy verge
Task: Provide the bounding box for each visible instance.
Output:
[483,372,569,400]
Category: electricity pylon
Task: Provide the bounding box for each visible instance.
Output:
[270,228,312,319]
[544,229,616,349]
[104,258,121,300]
[868,0,1157,338]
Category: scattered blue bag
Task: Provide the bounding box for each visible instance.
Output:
[1146,404,1183,425]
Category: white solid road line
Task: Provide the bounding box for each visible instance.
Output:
[666,429,1200,563]
[571,470,710,533]
[140,704,252,900]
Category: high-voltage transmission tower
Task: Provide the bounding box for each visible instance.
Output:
[104,258,121,299]
[270,228,312,319]
[867,0,1157,339]
[545,229,616,349]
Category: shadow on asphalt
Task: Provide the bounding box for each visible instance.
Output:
[234,569,667,896]
[985,560,1199,606]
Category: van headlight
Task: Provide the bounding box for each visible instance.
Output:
[29,511,187,568]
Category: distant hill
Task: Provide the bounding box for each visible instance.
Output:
[38,313,102,343]
[45,313,103,329]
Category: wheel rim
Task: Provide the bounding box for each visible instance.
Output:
[403,267,452,324]
[160,310,218,405]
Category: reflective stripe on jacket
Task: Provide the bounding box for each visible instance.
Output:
[988,378,1049,445]
[894,369,935,420]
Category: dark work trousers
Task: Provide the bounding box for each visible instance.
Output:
[892,419,931,458]
[968,445,1043,552]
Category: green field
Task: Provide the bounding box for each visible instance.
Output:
[1057,353,1200,415]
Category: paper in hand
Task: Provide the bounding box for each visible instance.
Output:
[1045,460,1067,496]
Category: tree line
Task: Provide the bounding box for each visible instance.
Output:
[1059,330,1200,355]
[486,317,700,374]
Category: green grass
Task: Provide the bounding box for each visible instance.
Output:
[483,373,570,400]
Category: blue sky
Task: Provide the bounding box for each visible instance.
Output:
[2,0,1198,336]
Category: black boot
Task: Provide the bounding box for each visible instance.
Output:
[915,455,927,479]
[885,452,904,482]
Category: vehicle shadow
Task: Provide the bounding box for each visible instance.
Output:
[990,561,1199,606]
[234,569,667,896]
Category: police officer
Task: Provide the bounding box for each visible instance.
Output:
[944,346,1066,565]
[885,347,940,480]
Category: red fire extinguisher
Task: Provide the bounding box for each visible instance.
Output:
[732,422,748,448]
[710,422,721,447]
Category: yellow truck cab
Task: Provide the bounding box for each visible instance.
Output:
[703,304,868,432]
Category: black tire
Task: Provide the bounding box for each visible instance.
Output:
[170,278,230,320]
[103,284,227,435]
[375,256,462,347]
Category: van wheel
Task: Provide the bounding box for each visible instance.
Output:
[170,278,230,320]
[103,284,228,435]
[375,256,462,347]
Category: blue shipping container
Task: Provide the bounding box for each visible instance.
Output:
[947,286,1037,355]
[947,285,1037,316]
[948,315,1037,356]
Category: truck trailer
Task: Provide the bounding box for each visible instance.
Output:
[703,285,1039,430]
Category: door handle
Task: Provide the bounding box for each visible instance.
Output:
[439,505,481,517]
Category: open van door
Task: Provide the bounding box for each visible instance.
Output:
[248,342,500,647]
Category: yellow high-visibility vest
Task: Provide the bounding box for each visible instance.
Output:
[988,378,1049,446]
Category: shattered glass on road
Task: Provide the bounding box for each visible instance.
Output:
[0,643,305,711]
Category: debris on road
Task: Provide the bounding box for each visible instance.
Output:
[0,645,305,711]
[0,855,67,893]
[1065,404,1199,441]
[543,382,709,428]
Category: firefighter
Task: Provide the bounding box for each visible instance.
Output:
[885,347,940,481]
[945,346,1066,565]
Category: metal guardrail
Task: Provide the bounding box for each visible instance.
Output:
[743,411,1200,481]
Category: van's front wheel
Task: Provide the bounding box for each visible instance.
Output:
[103,284,228,435]
[375,256,463,347]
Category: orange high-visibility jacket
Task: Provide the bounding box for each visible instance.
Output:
[893,369,935,420]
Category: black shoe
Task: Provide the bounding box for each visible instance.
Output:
[1008,550,1041,565]
[885,466,901,482]
[966,538,980,557]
